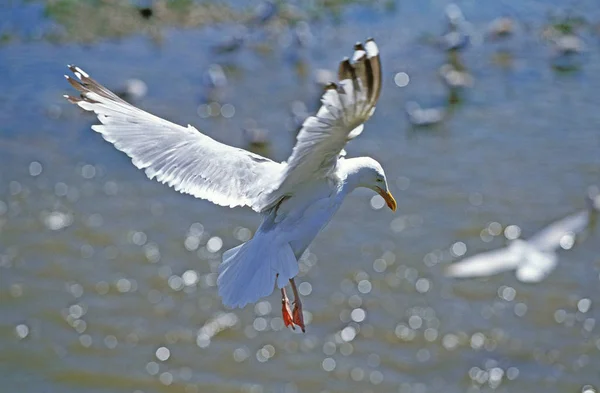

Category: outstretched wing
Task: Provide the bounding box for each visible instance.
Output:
[445,246,522,278]
[278,39,382,190]
[64,66,282,212]
[527,210,590,252]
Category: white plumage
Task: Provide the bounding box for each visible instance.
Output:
[446,191,598,283]
[65,39,396,331]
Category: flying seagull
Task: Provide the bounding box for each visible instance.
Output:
[446,189,599,283]
[64,39,396,332]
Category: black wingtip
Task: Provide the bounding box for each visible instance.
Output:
[64,94,81,104]
[67,65,90,80]
[338,58,354,82]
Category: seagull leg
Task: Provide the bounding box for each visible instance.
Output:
[289,278,305,333]
[281,287,295,330]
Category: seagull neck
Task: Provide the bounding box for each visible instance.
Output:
[342,172,363,193]
[338,158,368,193]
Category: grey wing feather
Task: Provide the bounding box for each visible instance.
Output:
[64,66,283,212]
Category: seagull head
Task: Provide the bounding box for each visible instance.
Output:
[342,157,396,211]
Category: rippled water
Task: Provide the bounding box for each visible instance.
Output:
[2,1,600,392]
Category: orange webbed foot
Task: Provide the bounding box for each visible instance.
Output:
[282,295,295,330]
[292,301,305,333]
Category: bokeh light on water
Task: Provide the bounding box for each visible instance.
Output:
[1,0,600,392]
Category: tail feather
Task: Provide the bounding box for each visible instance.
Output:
[217,239,298,308]
[275,245,298,288]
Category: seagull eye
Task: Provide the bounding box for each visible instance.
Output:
[376,178,383,183]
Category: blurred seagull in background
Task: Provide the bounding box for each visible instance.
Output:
[552,34,585,56]
[405,101,446,127]
[446,187,600,283]
[249,0,278,26]
[439,63,474,90]
[213,27,247,54]
[201,63,228,103]
[203,64,228,90]
[439,3,471,51]
[547,32,585,72]
[117,78,147,102]
[242,119,270,150]
[64,39,395,332]
[486,17,515,40]
[314,68,337,88]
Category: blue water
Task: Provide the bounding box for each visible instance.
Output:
[1,1,599,392]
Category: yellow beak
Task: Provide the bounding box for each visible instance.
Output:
[376,187,397,212]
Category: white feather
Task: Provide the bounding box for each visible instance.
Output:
[66,72,283,212]
[217,235,298,308]
[276,40,381,194]
[527,210,589,251]
[447,209,592,283]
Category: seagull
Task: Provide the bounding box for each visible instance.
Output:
[446,189,599,283]
[552,34,585,56]
[439,3,471,52]
[242,120,270,150]
[118,78,148,102]
[249,0,278,26]
[213,27,246,54]
[486,17,515,40]
[405,101,446,127]
[439,63,474,90]
[548,33,585,72]
[64,39,396,332]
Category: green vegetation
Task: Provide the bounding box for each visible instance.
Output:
[9,0,390,44]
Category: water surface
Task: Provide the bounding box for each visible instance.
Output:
[1,1,600,392]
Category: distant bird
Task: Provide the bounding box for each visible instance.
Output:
[548,34,585,72]
[440,30,469,52]
[314,68,336,88]
[249,0,278,26]
[201,63,228,103]
[439,3,470,51]
[99,79,149,104]
[293,21,313,48]
[242,120,270,149]
[445,3,465,27]
[213,28,246,54]
[552,34,584,56]
[439,63,474,89]
[446,189,599,283]
[203,64,228,90]
[486,17,514,40]
[405,101,445,127]
[117,79,147,101]
[64,39,395,333]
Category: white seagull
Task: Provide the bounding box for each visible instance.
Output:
[446,189,599,283]
[64,39,396,332]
